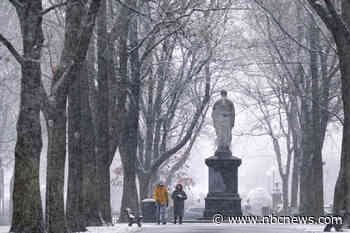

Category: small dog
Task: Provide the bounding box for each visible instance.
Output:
[125,208,143,227]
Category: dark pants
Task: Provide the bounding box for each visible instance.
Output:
[323,223,342,232]
[174,216,183,224]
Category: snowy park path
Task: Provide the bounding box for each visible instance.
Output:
[0,223,336,233]
[135,223,326,233]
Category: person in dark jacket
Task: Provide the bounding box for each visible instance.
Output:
[171,184,187,224]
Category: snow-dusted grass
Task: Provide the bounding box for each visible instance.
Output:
[0,224,142,233]
[87,224,142,233]
[0,226,9,233]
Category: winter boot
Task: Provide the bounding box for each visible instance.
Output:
[174,216,177,224]
[179,216,183,224]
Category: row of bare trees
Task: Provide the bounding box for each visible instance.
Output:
[307,0,350,225]
[3,0,350,232]
[232,0,349,221]
[0,0,235,232]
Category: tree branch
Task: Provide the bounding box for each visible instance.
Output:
[41,1,70,15]
[307,0,350,43]
[254,0,326,54]
[8,0,24,9]
[39,80,53,120]
[151,96,209,171]
[323,0,350,39]
[193,7,251,12]
[114,0,148,17]
[0,33,24,65]
[151,52,211,171]
[50,0,101,99]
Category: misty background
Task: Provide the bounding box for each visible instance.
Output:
[0,1,346,230]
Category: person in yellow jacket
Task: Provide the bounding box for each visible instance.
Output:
[153,180,168,224]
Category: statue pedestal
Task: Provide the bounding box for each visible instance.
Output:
[203,153,242,218]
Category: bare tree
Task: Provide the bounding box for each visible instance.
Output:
[238,0,340,215]
[133,0,232,203]
[306,0,350,224]
[0,0,102,232]
[0,1,46,232]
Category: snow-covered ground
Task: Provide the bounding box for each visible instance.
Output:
[87,224,143,233]
[3,223,350,232]
[0,224,143,233]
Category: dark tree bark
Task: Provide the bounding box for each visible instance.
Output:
[139,172,153,202]
[9,174,14,223]
[1,0,102,232]
[290,106,301,209]
[67,53,101,230]
[67,66,85,231]
[329,2,350,224]
[45,2,85,232]
[309,21,324,216]
[45,92,68,233]
[305,0,350,221]
[297,0,346,217]
[335,42,350,224]
[65,1,104,229]
[9,1,45,232]
[96,0,112,223]
[119,0,141,221]
[290,1,303,209]
[335,2,350,220]
[43,0,102,232]
[299,73,314,215]
[83,35,102,227]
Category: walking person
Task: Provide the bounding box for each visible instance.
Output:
[171,184,187,224]
[153,180,169,224]
[323,210,346,232]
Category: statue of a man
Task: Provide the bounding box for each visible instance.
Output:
[212,90,235,155]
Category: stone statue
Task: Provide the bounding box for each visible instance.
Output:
[212,90,235,155]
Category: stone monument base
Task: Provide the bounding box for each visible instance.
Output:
[203,194,242,218]
[203,153,242,218]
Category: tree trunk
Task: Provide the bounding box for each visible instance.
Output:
[139,172,152,201]
[45,92,67,233]
[282,175,289,215]
[119,1,141,221]
[10,1,45,232]
[119,142,140,222]
[95,0,112,223]
[46,0,103,230]
[290,144,300,209]
[67,67,86,232]
[9,174,14,223]
[290,99,301,209]
[45,1,86,232]
[299,93,314,215]
[333,47,350,224]
[333,1,350,223]
[290,1,303,210]
[299,14,326,217]
[305,0,350,223]
[84,32,102,227]
[309,20,324,217]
